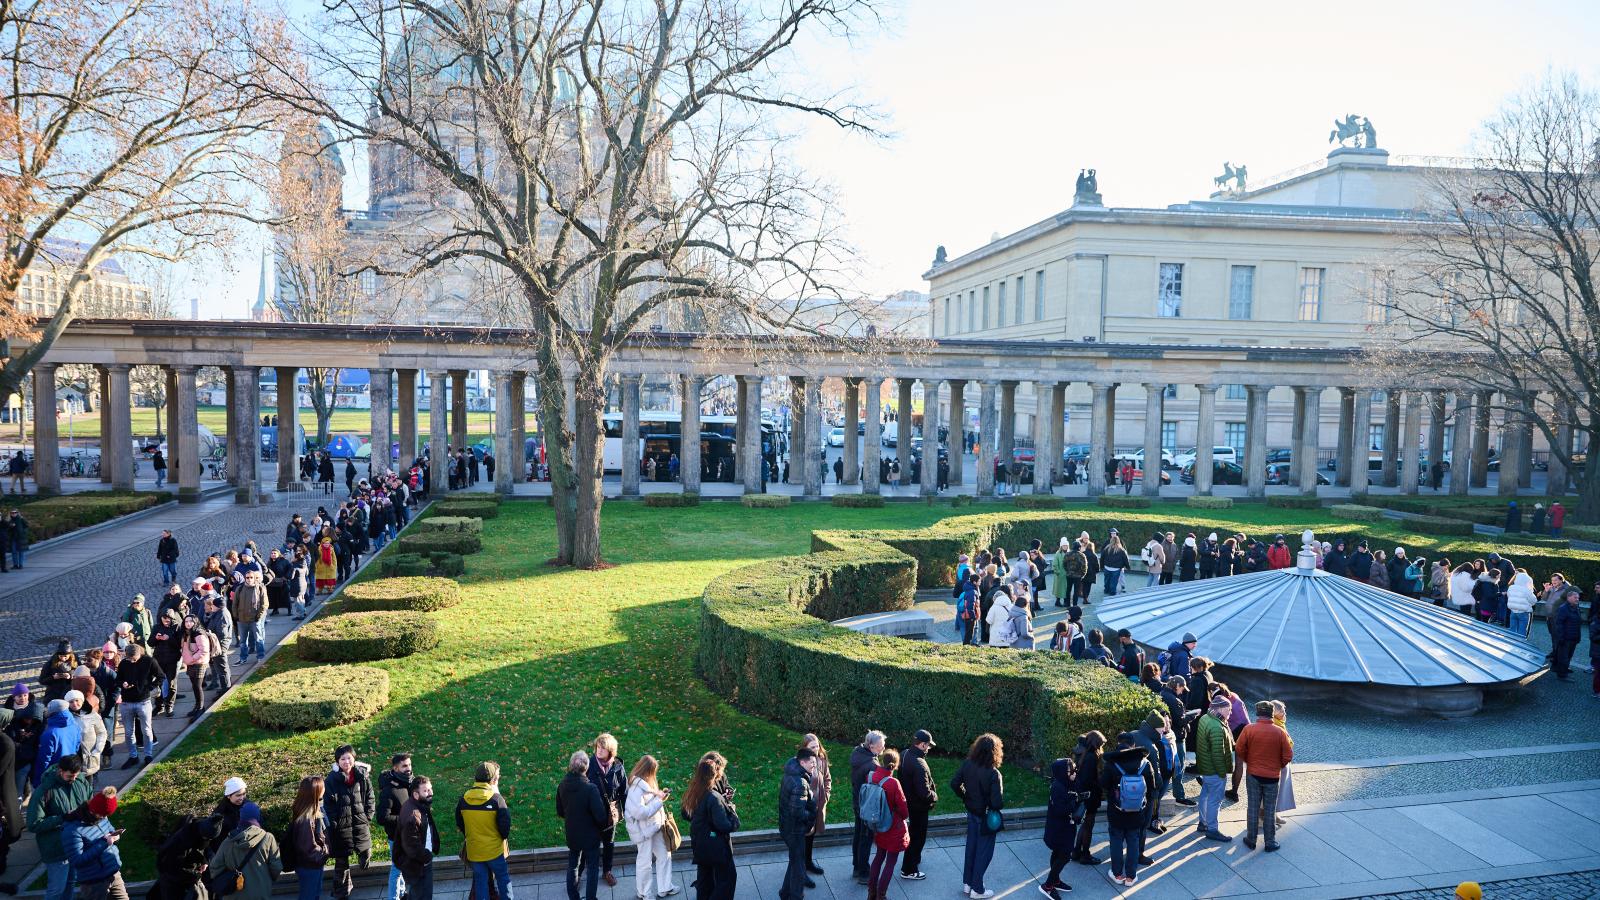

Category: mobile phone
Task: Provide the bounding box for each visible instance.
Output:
[112,828,126,835]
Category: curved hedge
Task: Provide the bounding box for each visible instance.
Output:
[398,530,482,555]
[297,611,441,661]
[832,494,885,508]
[140,743,329,836]
[1186,496,1233,510]
[1097,495,1150,509]
[249,665,390,730]
[1331,504,1385,522]
[434,501,500,519]
[342,577,464,612]
[1013,495,1064,510]
[416,516,484,535]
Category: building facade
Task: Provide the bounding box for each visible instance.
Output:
[16,240,159,320]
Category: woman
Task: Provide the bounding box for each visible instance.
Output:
[208,802,282,900]
[1270,700,1296,826]
[177,616,211,720]
[1217,538,1240,578]
[1429,559,1452,605]
[323,745,374,900]
[291,776,331,900]
[1449,563,1477,616]
[985,588,1015,648]
[150,607,184,718]
[1100,535,1129,598]
[1005,593,1033,650]
[1178,535,1198,582]
[198,555,227,590]
[314,536,338,595]
[38,643,78,703]
[289,547,312,620]
[62,787,124,900]
[1218,683,1248,801]
[950,733,1004,899]
[1077,538,1099,606]
[625,755,676,900]
[588,733,627,887]
[799,734,831,875]
[1040,757,1079,898]
[89,648,120,762]
[683,752,739,900]
[1070,731,1104,865]
[865,749,908,900]
[1369,550,1390,590]
[1140,662,1164,695]
[1471,567,1501,622]
[1506,569,1538,638]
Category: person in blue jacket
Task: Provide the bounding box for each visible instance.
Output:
[62,787,123,900]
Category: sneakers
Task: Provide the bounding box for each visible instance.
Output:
[1037,884,1056,900]
[1204,831,1233,842]
[1038,882,1071,896]
[1175,798,1197,807]
[901,872,926,881]
[121,756,139,770]
[1243,836,1257,850]
[962,885,970,895]
[1110,875,1132,886]
[970,890,995,899]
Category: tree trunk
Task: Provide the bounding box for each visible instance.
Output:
[307,368,338,446]
[534,366,576,565]
[1576,465,1600,525]
[571,369,606,569]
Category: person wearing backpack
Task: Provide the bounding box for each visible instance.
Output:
[949,734,1004,900]
[208,802,282,900]
[1098,733,1155,887]
[1039,757,1082,898]
[953,572,978,646]
[289,776,331,900]
[153,814,224,900]
[1081,630,1113,668]
[847,731,884,884]
[863,750,907,900]
[1114,630,1144,681]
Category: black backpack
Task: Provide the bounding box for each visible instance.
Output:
[278,823,298,873]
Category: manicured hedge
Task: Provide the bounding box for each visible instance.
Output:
[1267,494,1322,509]
[1566,525,1600,543]
[832,494,886,508]
[139,743,328,836]
[644,492,700,507]
[434,501,500,519]
[1330,504,1385,522]
[342,577,464,612]
[248,665,389,730]
[21,491,168,540]
[950,494,974,507]
[1097,495,1150,509]
[742,494,790,508]
[1186,496,1233,509]
[1013,495,1064,510]
[398,531,482,555]
[296,611,441,661]
[1402,515,1476,536]
[415,516,484,535]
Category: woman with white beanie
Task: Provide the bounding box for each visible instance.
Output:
[210,777,249,852]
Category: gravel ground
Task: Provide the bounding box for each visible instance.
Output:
[1357,868,1600,899]
[1289,749,1600,804]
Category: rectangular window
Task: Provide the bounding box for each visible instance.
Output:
[1161,421,1177,450]
[1367,270,1393,323]
[967,290,976,331]
[1015,276,1025,323]
[1035,271,1045,320]
[1369,424,1385,454]
[1158,263,1183,317]
[997,281,1007,327]
[1298,266,1325,321]
[1225,384,1246,401]
[360,270,378,297]
[1164,384,1178,399]
[981,286,990,329]
[1224,422,1246,452]
[1228,265,1255,319]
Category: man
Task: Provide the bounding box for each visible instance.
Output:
[114,645,157,769]
[457,761,513,900]
[848,730,885,883]
[1552,590,1583,681]
[1348,541,1374,583]
[556,751,605,900]
[1193,696,1235,842]
[31,701,81,791]
[1234,700,1293,851]
[230,571,267,666]
[1163,633,1197,681]
[6,454,25,496]
[25,754,91,900]
[777,747,817,900]
[1266,535,1291,570]
[376,753,415,900]
[1140,534,1165,588]
[1160,532,1178,585]
[1127,714,1173,855]
[1114,630,1144,682]
[396,776,439,900]
[898,730,937,880]
[120,596,152,648]
[4,509,25,570]
[1099,733,1155,887]
[156,531,180,587]
[199,593,232,694]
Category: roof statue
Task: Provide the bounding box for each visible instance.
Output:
[1072,168,1102,207]
[933,245,948,266]
[1213,162,1247,193]
[1330,114,1379,149]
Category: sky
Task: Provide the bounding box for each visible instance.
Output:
[184,0,1600,318]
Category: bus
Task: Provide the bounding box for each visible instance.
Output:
[602,412,777,481]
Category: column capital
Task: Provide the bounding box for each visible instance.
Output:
[1144,381,1164,392]
[1195,383,1218,395]
[33,361,57,375]
[619,372,644,385]
[1339,386,1356,398]
[102,362,132,375]
[172,364,199,377]
[1090,381,1112,394]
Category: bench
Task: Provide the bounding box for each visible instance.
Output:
[829,609,934,638]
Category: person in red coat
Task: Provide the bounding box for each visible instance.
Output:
[866,751,909,900]
[1266,535,1292,570]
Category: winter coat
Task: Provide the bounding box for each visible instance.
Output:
[1449,571,1476,610]
[1369,561,1390,591]
[75,711,106,778]
[688,789,738,866]
[1552,601,1582,643]
[586,754,626,840]
[1071,746,1102,809]
[1348,549,1374,580]
[1043,758,1080,852]
[986,595,1014,647]
[1099,746,1155,830]
[849,743,878,813]
[1161,539,1178,574]
[556,770,609,850]
[26,763,93,862]
[868,767,909,852]
[63,816,122,883]
[1471,574,1498,611]
[32,709,81,787]
[1236,721,1294,780]
[807,750,832,834]
[1178,545,1197,580]
[377,768,414,843]
[949,760,1003,818]
[121,607,154,645]
[1193,711,1235,777]
[900,745,937,812]
[230,584,267,626]
[1323,548,1349,577]
[157,536,181,564]
[1163,643,1192,680]
[180,633,210,669]
[1267,543,1292,569]
[1197,541,1219,577]
[1116,642,1144,679]
[1387,556,1410,593]
[1006,602,1033,650]
[455,782,511,863]
[291,816,330,871]
[394,798,438,882]
[1129,724,1173,785]
[776,758,815,837]
[322,762,375,857]
[1506,573,1537,614]
[624,778,668,843]
[208,825,282,900]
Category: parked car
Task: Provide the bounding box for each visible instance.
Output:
[1180,460,1245,485]
[1265,448,1293,465]
[827,427,845,448]
[1173,446,1239,470]
[1130,466,1172,486]
[1265,462,1331,486]
[1062,443,1092,464]
[1114,448,1175,470]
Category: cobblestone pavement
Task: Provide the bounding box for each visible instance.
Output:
[1359,868,1600,899]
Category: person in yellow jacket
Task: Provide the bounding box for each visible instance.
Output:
[455,761,513,900]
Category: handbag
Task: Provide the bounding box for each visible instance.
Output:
[982,809,1005,835]
[661,811,683,852]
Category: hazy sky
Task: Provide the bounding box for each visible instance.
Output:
[188,0,1600,317]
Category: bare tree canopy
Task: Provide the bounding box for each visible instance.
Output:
[1381,73,1600,519]
[260,0,892,566]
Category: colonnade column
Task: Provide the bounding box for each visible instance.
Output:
[1470,391,1491,488]
[164,367,179,479]
[510,374,526,482]
[803,377,823,498]
[1141,383,1164,497]
[449,370,468,452]
[173,366,200,502]
[397,369,417,465]
[620,374,642,496]
[895,379,912,482]
[1450,391,1474,496]
[681,375,703,494]
[493,371,516,496]
[1245,385,1268,499]
[1400,391,1422,495]
[32,363,59,496]
[1298,387,1322,493]
[1350,389,1372,495]
[369,369,392,477]
[1087,383,1112,497]
[1381,392,1401,487]
[1195,385,1217,496]
[785,376,803,485]
[1289,388,1307,487]
[428,370,448,494]
[862,378,882,495]
[1033,381,1056,494]
[977,381,998,497]
[920,379,940,497]
[98,367,111,484]
[998,381,1016,472]
[228,365,259,504]
[1498,397,1522,496]
[742,376,764,494]
[275,367,299,489]
[1335,388,1355,487]
[734,377,750,483]
[1517,414,1534,489]
[842,378,860,486]
[1547,399,1572,496]
[1427,393,1448,489]
[946,380,965,488]
[1049,383,1067,488]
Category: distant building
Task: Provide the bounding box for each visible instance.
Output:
[16,239,159,319]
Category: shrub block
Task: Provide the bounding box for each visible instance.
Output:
[741,494,790,508]
[645,492,701,507]
[1186,496,1233,510]
[415,516,484,535]
[1403,514,1476,536]
[831,494,886,508]
[249,665,390,731]
[376,553,431,578]
[1097,495,1151,509]
[1267,494,1322,509]
[1330,504,1385,522]
[950,494,974,507]
[434,501,500,519]
[342,577,464,612]
[139,743,329,836]
[398,530,482,555]
[1013,495,1064,510]
[296,611,441,661]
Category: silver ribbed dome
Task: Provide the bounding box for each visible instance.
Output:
[1096,552,1547,689]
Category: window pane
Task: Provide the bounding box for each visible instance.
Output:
[943,298,950,335]
[1158,263,1183,317]
[1229,265,1254,319]
[968,291,976,331]
[1225,384,1246,401]
[1366,270,1392,323]
[1161,421,1177,449]
[1369,424,1385,453]
[997,282,1007,327]
[1015,276,1025,323]
[1298,267,1324,321]
[1224,422,1246,452]
[1035,271,1045,320]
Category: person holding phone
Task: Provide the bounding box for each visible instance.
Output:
[62,787,124,900]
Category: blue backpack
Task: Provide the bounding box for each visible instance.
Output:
[1114,760,1148,813]
[858,775,893,833]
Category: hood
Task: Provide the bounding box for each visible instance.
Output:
[466,781,498,806]
[1103,745,1149,768]
[784,757,808,779]
[1167,641,1186,654]
[45,709,73,729]
[1049,758,1074,784]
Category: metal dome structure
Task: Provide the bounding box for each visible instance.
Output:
[1096,544,1548,717]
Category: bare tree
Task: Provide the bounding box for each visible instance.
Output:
[0,0,286,400]
[261,0,891,566]
[1382,73,1600,520]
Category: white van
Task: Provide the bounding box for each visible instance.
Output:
[1172,446,1237,469]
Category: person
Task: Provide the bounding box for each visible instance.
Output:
[1235,700,1293,851]
[200,593,233,694]
[1348,541,1374,582]
[1448,563,1477,616]
[1369,550,1390,591]
[1506,569,1537,639]
[1039,755,1080,899]
[557,750,608,900]
[89,649,120,766]
[395,775,439,900]
[1505,499,1521,533]
[62,787,123,900]
[345,458,358,495]
[1052,539,1076,607]
[323,744,375,900]
[1177,535,1198,582]
[864,749,908,900]
[5,509,27,570]
[1100,534,1128,597]
[586,733,626,887]
[953,570,978,645]
[32,700,81,791]
[1128,714,1174,840]
[1140,534,1164,588]
[114,644,157,769]
[624,755,675,900]
[1114,630,1143,681]
[26,754,91,900]
[156,530,180,587]
[377,753,415,900]
[1589,606,1600,700]
[1266,535,1291,570]
[120,596,153,649]
[265,549,292,616]
[68,687,106,785]
[208,802,282,900]
[1197,532,1220,580]
[776,747,816,900]
[290,776,331,900]
[177,616,211,720]
[795,734,830,877]
[1218,683,1249,801]
[1270,701,1297,826]
[949,733,1004,900]
[315,536,337,595]
[897,730,936,880]
[1159,532,1178,585]
[1067,732,1104,866]
[1082,630,1114,668]
[1472,567,1501,622]
[1120,460,1134,494]
[985,588,1014,648]
[1006,591,1033,650]
[1162,633,1197,682]
[1194,695,1235,841]
[152,813,223,900]
[1549,501,1565,538]
[230,571,268,666]
[457,761,514,900]
[683,751,738,900]
[1099,733,1155,887]
[1076,537,1099,606]
[6,453,26,495]
[1552,590,1583,681]
[848,730,885,883]
[149,608,183,718]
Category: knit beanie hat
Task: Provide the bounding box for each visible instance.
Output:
[87,788,118,818]
[1144,713,1166,730]
[239,801,262,826]
[224,776,247,796]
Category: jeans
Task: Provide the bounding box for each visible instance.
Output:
[405,864,433,900]
[902,806,929,874]
[160,561,178,585]
[565,844,599,900]
[1146,571,1160,588]
[122,698,155,757]
[237,620,266,663]
[868,847,898,898]
[11,545,23,568]
[961,813,996,893]
[472,856,514,900]
[44,859,75,900]
[298,867,325,900]
[779,832,807,900]
[1171,767,1188,802]
[851,815,872,875]
[1108,825,1144,879]
[1246,774,1280,845]
[1508,611,1531,639]
[1103,569,1122,596]
[1198,775,1225,832]
[387,841,407,900]
[155,468,167,488]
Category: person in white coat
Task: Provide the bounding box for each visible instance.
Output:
[624,755,678,900]
[1505,570,1538,638]
[986,590,1015,648]
[1448,564,1477,616]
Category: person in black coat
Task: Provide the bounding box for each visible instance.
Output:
[949,734,1005,898]
[558,751,610,900]
[1099,738,1157,884]
[1323,540,1349,578]
[1040,758,1081,898]
[1349,542,1374,581]
[155,813,224,900]
[323,746,376,900]
[377,754,415,900]
[1070,732,1105,864]
[899,731,938,879]
[1197,535,1218,580]
[684,752,739,900]
[585,734,626,885]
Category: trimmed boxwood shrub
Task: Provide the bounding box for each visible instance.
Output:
[950,494,974,507]
[1565,525,1600,543]
[1267,494,1322,509]
[1186,496,1233,510]
[376,553,431,577]
[297,611,441,661]
[139,743,328,836]
[416,516,483,535]
[1331,504,1385,522]
[248,665,389,730]
[20,491,168,540]
[398,531,482,555]
[1013,495,1064,510]
[342,577,464,612]
[427,552,466,577]
[645,492,700,507]
[1403,514,1476,536]
[832,494,886,508]
[742,494,790,508]
[1097,495,1150,509]
[434,501,500,519]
